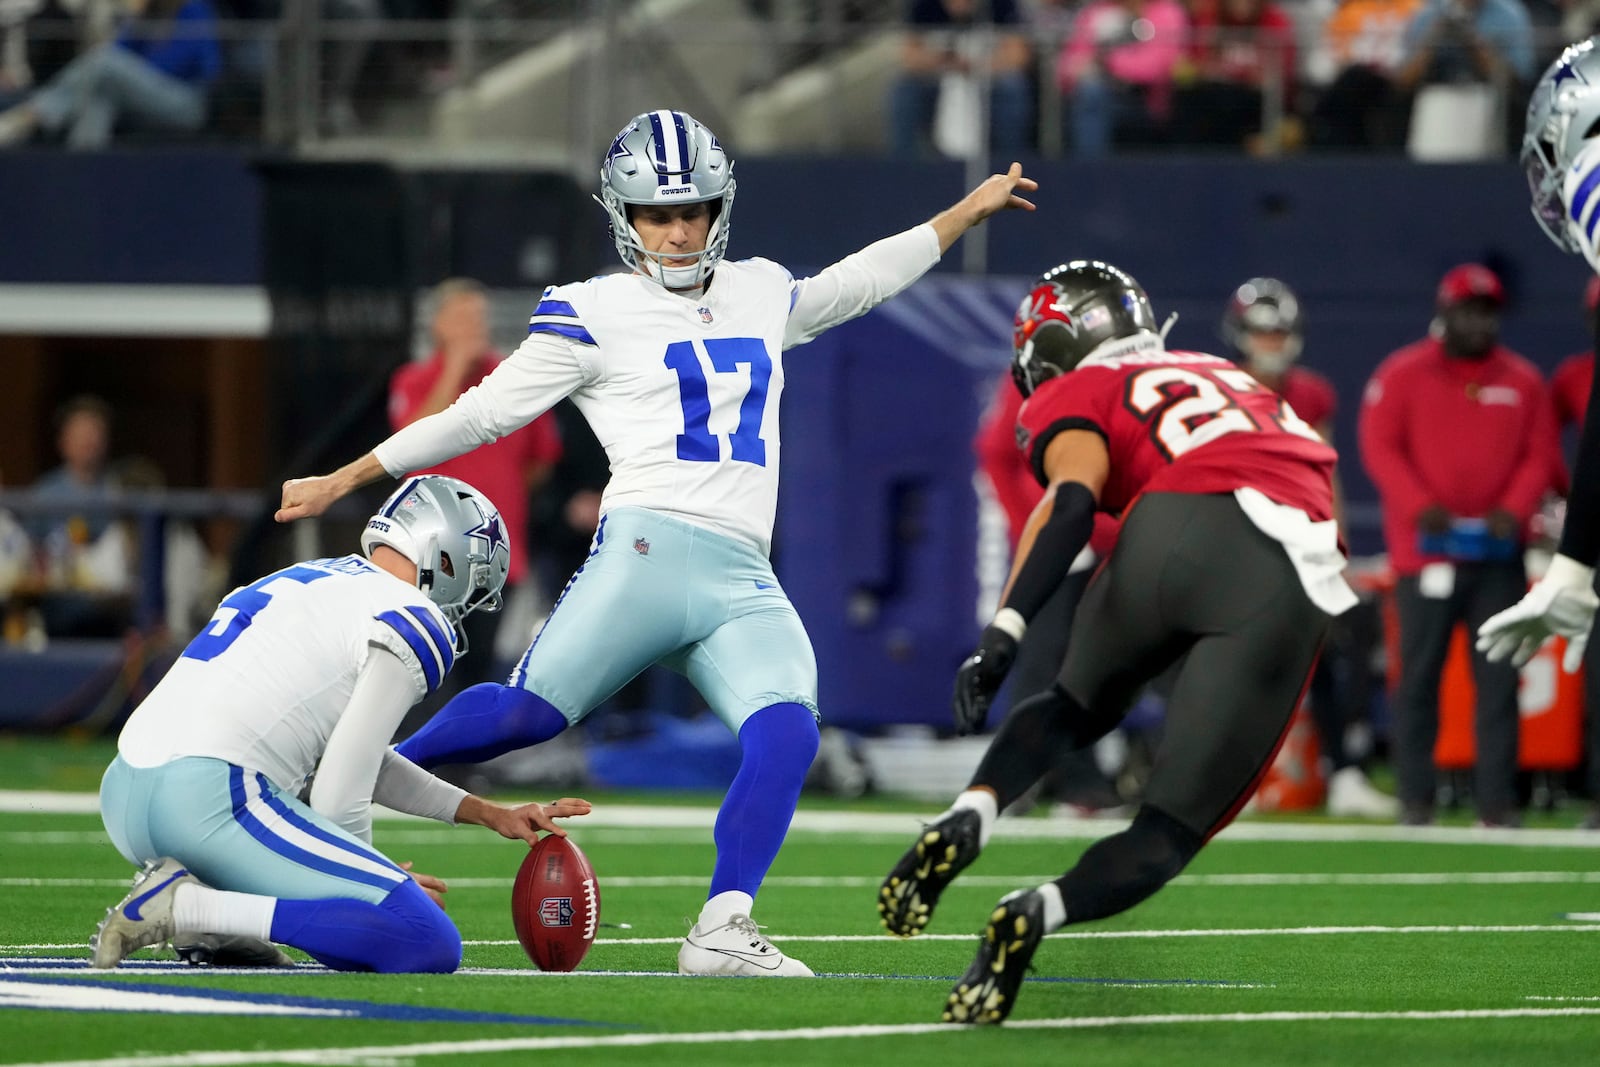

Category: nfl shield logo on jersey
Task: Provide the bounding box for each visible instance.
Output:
[698,306,713,323]
[634,538,651,556]
[539,897,574,927]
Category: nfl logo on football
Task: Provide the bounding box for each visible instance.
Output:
[540,897,575,928]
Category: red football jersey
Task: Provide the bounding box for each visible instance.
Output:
[1551,351,1593,430]
[1018,346,1337,520]
[1274,366,1337,433]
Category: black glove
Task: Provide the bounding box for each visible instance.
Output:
[952,624,1019,736]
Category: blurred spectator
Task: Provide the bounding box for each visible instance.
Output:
[1171,0,1299,153]
[1057,0,1187,157]
[1221,277,1396,817]
[388,278,562,696]
[1305,0,1422,150]
[888,0,1033,158]
[0,0,42,106]
[1395,0,1533,159]
[1358,264,1560,827]
[973,370,1127,815]
[1547,275,1600,829]
[0,467,34,601]
[29,395,116,549]
[0,0,219,148]
[28,395,141,637]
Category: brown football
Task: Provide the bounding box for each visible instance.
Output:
[510,834,600,972]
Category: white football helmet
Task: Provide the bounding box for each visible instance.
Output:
[361,475,510,631]
[598,109,736,291]
[1523,36,1600,252]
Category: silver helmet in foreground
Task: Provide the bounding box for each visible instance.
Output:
[361,475,511,630]
[1523,36,1600,252]
[598,109,736,291]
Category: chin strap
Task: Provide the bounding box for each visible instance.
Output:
[1159,312,1179,343]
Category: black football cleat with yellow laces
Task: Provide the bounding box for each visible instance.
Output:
[878,808,982,938]
[943,888,1046,1025]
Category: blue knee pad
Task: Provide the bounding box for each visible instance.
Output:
[270,879,461,974]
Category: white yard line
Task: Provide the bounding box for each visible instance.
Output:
[13,922,1600,955]
[5,792,1599,847]
[10,871,1600,891]
[8,1008,1600,1067]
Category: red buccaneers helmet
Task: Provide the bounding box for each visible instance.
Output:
[1011,260,1158,397]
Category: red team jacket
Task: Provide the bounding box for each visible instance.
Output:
[1015,347,1338,522]
[1358,337,1557,576]
[389,350,564,586]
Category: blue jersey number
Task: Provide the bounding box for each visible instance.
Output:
[182,565,332,663]
[664,337,771,466]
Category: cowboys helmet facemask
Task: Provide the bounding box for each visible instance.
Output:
[598,109,736,292]
[1221,276,1304,375]
[1523,36,1600,252]
[1011,260,1160,397]
[361,475,511,650]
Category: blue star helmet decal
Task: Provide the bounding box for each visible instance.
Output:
[468,509,508,563]
[1552,59,1583,88]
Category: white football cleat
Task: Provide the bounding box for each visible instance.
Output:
[91,857,197,969]
[677,914,814,977]
[1325,766,1399,819]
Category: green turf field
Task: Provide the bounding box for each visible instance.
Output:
[4,734,1600,1066]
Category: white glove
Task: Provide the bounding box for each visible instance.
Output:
[1475,554,1598,672]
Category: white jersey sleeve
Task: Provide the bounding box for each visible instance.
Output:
[307,644,418,843]
[374,290,598,477]
[783,223,941,348]
[1564,139,1600,274]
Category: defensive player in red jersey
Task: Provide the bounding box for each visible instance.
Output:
[878,261,1356,1025]
[1222,278,1396,819]
[1549,277,1600,453]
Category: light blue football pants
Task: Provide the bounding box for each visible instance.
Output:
[512,506,820,729]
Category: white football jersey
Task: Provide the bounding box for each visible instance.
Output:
[373,225,943,554]
[1564,138,1600,273]
[116,554,457,794]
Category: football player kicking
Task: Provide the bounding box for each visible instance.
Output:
[92,475,590,972]
[275,110,1036,977]
[1478,38,1600,676]
[879,262,1356,1023]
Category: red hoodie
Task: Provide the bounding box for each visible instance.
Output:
[1358,337,1557,574]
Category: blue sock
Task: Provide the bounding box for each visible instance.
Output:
[269,880,461,973]
[709,702,819,900]
[396,683,569,769]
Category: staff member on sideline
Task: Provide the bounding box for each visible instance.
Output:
[1360,263,1559,828]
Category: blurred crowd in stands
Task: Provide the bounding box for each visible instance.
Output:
[0,0,1586,155]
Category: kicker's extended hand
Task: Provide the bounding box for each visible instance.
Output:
[1476,554,1598,672]
[952,624,1020,736]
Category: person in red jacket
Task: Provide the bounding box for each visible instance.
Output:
[388,278,563,695]
[974,371,1124,814]
[1358,263,1560,827]
[1546,275,1600,829]
[1223,277,1396,818]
